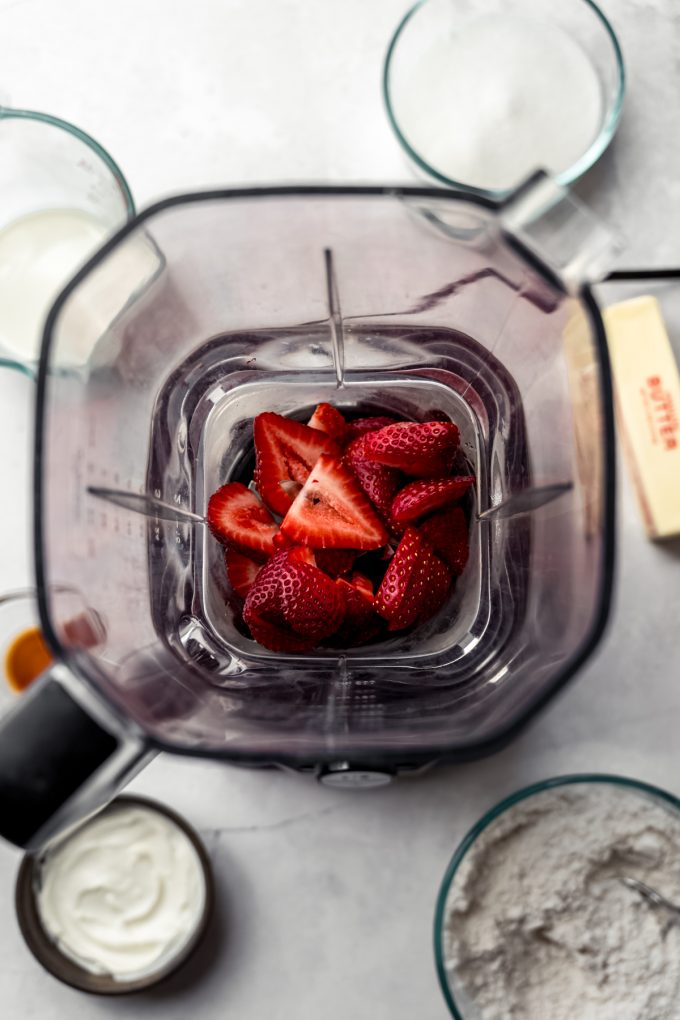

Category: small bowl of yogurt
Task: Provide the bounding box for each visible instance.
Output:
[15,795,213,993]
[383,0,625,197]
[435,774,680,1020]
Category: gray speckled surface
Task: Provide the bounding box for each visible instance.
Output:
[0,1,679,1017]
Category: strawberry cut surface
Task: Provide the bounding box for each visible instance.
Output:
[391,475,475,524]
[363,421,460,476]
[225,548,263,599]
[207,483,279,557]
[280,454,389,550]
[314,548,358,577]
[253,411,339,516]
[307,402,348,441]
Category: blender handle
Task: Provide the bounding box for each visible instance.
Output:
[0,664,153,850]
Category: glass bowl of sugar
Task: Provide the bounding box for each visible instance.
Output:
[434,774,680,1020]
[383,0,625,197]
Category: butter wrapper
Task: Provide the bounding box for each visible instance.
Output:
[604,295,680,539]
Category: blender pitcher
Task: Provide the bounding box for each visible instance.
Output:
[0,180,616,849]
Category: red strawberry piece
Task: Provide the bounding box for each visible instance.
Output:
[314,548,358,577]
[326,572,381,647]
[348,571,374,602]
[362,421,460,476]
[287,545,316,566]
[419,506,470,575]
[273,530,295,550]
[253,411,339,516]
[280,562,345,641]
[346,435,402,523]
[415,548,452,625]
[336,573,375,628]
[375,528,452,631]
[225,548,264,599]
[386,543,452,631]
[345,416,398,441]
[391,475,475,524]
[207,482,279,557]
[280,454,389,550]
[307,402,348,441]
[246,614,314,654]
[374,527,425,627]
[243,549,344,648]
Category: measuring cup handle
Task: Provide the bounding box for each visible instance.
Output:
[0,665,153,850]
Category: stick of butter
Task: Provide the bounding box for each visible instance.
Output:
[604,295,680,539]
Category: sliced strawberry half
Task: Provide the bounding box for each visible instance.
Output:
[281,562,345,641]
[280,454,389,550]
[391,475,475,524]
[419,506,470,575]
[253,411,339,516]
[374,527,424,627]
[326,572,382,647]
[362,421,460,476]
[207,482,279,557]
[243,549,344,648]
[307,402,348,441]
[346,435,402,523]
[225,548,264,599]
[314,548,358,577]
[375,528,452,630]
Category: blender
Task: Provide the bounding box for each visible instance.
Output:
[0,178,616,850]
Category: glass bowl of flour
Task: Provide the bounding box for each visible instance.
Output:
[434,775,680,1020]
[383,0,625,197]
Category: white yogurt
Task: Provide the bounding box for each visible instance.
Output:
[36,803,207,981]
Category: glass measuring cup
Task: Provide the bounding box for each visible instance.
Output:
[0,106,134,377]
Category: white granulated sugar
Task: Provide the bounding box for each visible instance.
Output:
[443,785,680,1020]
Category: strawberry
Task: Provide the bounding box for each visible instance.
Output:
[280,454,389,550]
[253,411,339,516]
[207,483,279,557]
[314,548,358,577]
[346,435,402,523]
[307,402,348,441]
[415,548,452,624]
[225,548,263,599]
[374,527,424,627]
[336,572,375,627]
[391,476,475,524]
[419,506,470,575]
[326,572,382,647]
[243,549,344,648]
[245,614,314,654]
[345,416,398,441]
[375,528,452,630]
[362,421,460,476]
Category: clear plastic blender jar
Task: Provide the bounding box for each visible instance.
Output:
[0,181,616,849]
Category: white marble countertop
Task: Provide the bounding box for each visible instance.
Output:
[0,1,679,1017]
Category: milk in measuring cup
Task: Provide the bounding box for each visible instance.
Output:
[0,208,109,363]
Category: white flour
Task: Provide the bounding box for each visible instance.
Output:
[443,785,680,1020]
